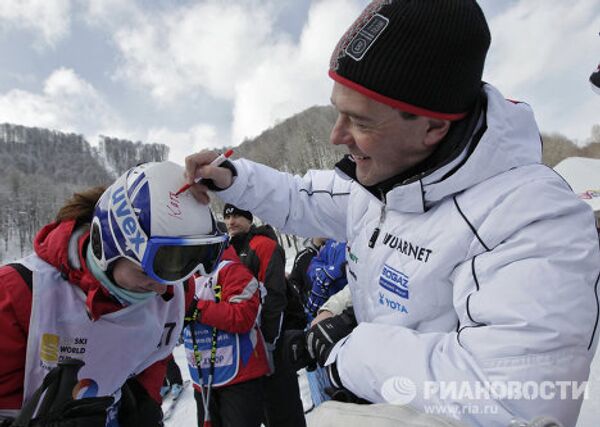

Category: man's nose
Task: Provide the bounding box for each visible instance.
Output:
[330,115,353,146]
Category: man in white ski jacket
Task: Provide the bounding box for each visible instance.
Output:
[183,1,600,426]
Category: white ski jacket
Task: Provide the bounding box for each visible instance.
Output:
[217,84,600,426]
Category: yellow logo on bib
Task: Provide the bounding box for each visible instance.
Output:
[40,333,59,363]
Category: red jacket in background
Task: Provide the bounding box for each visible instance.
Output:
[189,245,270,389]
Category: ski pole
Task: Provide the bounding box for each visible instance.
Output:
[188,304,212,425]
[202,283,221,427]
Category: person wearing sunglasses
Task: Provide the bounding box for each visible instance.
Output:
[0,161,227,427]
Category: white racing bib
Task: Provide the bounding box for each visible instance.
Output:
[20,254,185,405]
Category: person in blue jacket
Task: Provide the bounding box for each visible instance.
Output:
[304,239,348,409]
[305,240,348,322]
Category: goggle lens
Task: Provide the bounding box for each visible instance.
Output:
[151,241,226,282]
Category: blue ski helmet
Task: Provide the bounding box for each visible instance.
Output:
[90,161,228,284]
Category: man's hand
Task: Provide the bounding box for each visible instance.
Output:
[184,150,235,204]
[306,307,357,366]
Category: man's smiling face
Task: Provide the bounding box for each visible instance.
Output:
[329,82,448,186]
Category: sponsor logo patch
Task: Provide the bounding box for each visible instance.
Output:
[40,334,89,371]
[111,185,147,257]
[379,264,409,299]
[330,0,392,70]
[73,379,99,399]
[378,292,408,314]
[40,333,59,363]
[345,13,389,61]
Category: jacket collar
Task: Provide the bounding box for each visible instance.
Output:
[334,83,541,214]
[335,87,485,207]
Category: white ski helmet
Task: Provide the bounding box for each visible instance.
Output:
[90,161,227,284]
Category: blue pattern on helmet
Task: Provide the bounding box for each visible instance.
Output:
[128,169,147,196]
[133,182,152,237]
[109,208,137,261]
[95,189,121,263]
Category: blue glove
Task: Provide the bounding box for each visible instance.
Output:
[305,267,334,318]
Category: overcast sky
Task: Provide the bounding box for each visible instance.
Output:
[0,0,598,165]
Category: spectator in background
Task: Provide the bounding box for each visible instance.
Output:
[288,237,326,307]
[305,239,348,322]
[184,243,269,427]
[223,204,306,427]
[304,239,348,409]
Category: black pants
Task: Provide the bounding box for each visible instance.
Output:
[165,357,183,386]
[262,369,306,427]
[194,378,264,427]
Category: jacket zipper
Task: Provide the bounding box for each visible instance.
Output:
[368,191,387,248]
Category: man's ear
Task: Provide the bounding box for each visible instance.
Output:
[423,119,451,147]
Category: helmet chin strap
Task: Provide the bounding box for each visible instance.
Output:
[86,246,155,306]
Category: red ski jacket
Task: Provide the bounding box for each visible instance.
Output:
[0,220,194,411]
[190,245,270,389]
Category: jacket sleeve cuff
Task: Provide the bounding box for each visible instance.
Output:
[214,159,248,202]
[200,160,237,191]
[328,363,343,389]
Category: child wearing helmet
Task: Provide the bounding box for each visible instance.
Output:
[0,161,227,427]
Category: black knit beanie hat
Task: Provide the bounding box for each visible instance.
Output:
[223,204,253,222]
[329,0,491,120]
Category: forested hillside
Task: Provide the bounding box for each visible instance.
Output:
[1,112,598,262]
[0,124,168,261]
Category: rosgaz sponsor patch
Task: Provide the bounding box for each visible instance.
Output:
[379,264,409,299]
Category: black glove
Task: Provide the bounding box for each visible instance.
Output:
[11,358,114,427]
[118,378,163,427]
[277,329,317,373]
[324,386,367,404]
[305,307,357,366]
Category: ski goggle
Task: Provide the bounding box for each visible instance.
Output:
[140,234,228,284]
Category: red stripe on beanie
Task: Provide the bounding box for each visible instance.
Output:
[329,70,468,121]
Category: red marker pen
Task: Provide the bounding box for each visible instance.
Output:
[175,149,234,196]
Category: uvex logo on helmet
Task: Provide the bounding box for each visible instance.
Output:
[111,185,147,258]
